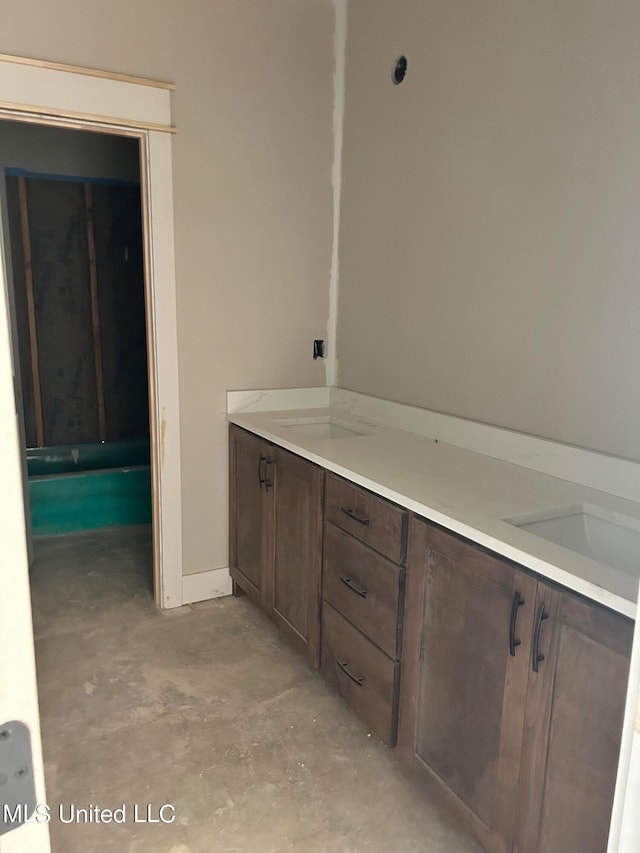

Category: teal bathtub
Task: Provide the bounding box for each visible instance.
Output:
[27,439,152,535]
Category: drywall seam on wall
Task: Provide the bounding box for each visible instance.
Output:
[326,0,347,387]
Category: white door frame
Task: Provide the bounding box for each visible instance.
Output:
[0,242,49,851]
[0,55,183,608]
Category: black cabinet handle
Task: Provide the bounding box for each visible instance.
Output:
[264,458,274,492]
[340,506,370,526]
[509,591,525,656]
[336,660,364,686]
[339,575,368,599]
[257,455,266,489]
[532,603,549,672]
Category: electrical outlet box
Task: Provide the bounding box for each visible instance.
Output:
[313,340,326,359]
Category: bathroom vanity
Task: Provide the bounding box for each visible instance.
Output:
[228,390,640,853]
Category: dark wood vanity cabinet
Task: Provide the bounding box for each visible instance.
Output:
[229,425,272,600]
[271,443,324,661]
[320,474,407,746]
[399,516,633,853]
[513,584,633,853]
[398,517,537,853]
[229,424,324,664]
[229,424,633,853]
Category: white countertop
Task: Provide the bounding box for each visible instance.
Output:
[228,402,640,619]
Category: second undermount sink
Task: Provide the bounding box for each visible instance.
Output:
[274,416,368,440]
[506,503,640,578]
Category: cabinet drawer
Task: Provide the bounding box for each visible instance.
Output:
[321,603,399,747]
[323,522,403,659]
[325,474,407,563]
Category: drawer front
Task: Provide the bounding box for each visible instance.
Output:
[323,522,403,659]
[321,603,399,747]
[325,474,407,564]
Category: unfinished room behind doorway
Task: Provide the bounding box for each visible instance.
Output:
[0,121,152,541]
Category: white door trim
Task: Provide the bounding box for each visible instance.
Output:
[0,236,49,852]
[0,57,183,608]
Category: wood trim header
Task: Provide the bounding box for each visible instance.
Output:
[0,53,176,90]
[0,102,176,134]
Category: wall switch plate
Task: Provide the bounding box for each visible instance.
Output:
[313,340,326,359]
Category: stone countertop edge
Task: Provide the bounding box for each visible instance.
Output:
[227,405,640,620]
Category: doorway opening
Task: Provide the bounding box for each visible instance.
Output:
[1,120,154,599]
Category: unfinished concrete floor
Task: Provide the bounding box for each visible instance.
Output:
[30,526,482,853]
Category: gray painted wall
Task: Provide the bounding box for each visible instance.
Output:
[0,0,335,577]
[338,0,640,462]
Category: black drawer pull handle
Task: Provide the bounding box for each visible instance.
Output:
[509,590,525,656]
[340,575,368,599]
[532,603,549,673]
[337,659,364,686]
[264,458,274,492]
[340,506,370,526]
[258,455,266,489]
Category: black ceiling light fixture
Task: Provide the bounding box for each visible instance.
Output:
[392,55,408,85]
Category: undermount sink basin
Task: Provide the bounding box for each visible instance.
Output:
[506,503,640,577]
[274,416,368,440]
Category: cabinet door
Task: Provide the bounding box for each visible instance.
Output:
[398,518,537,853]
[229,425,273,603]
[514,585,633,853]
[271,447,324,664]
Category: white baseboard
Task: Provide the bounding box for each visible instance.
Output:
[182,567,233,605]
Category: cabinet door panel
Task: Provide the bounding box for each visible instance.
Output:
[399,518,536,853]
[514,587,633,853]
[229,425,272,600]
[272,447,324,663]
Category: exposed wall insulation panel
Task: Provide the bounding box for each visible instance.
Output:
[5,174,148,447]
[5,176,36,447]
[92,183,148,441]
[27,177,98,445]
